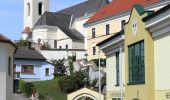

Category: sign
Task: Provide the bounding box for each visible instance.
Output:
[132,18,138,37]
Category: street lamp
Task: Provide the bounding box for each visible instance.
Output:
[98,50,101,100]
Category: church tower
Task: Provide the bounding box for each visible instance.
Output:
[23,0,49,40]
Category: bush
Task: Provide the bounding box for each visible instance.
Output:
[58,72,86,93]
[19,80,35,97]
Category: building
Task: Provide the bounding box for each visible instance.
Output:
[22,0,109,49]
[97,31,125,100]
[14,47,54,81]
[143,4,170,100]
[0,33,17,100]
[124,5,155,100]
[84,0,169,60]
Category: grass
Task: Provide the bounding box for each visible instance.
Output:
[33,77,67,100]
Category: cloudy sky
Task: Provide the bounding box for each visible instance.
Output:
[0,0,86,40]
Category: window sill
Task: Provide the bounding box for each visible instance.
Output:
[127,82,145,85]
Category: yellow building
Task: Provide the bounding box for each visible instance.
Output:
[97,3,170,100]
[124,5,155,100]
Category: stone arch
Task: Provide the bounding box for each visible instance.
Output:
[67,88,104,100]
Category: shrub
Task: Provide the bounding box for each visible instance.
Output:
[58,72,86,93]
[19,80,35,97]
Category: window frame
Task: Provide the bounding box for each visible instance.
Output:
[8,57,11,76]
[54,40,57,48]
[115,52,120,86]
[45,68,50,76]
[21,65,34,74]
[38,2,43,15]
[128,40,145,85]
[93,46,96,55]
[92,28,96,38]
[106,24,110,35]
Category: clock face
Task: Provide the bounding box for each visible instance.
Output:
[132,18,138,37]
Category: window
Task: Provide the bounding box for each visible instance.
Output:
[38,2,43,15]
[66,45,68,49]
[21,65,34,74]
[112,98,121,100]
[45,68,50,76]
[27,3,30,16]
[8,57,11,75]
[92,28,96,38]
[128,40,145,84]
[59,46,62,49]
[106,24,110,35]
[116,52,119,86]
[54,40,57,48]
[93,46,96,55]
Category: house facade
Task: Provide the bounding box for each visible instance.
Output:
[143,4,170,100]
[124,5,155,100]
[96,2,170,100]
[97,31,125,100]
[84,0,170,60]
[0,33,17,100]
[14,47,54,81]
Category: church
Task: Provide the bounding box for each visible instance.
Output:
[22,0,109,51]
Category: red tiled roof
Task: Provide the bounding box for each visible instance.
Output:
[86,0,160,25]
[23,27,31,33]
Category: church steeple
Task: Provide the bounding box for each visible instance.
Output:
[23,0,49,30]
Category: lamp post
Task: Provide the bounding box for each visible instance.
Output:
[119,46,123,100]
[98,50,101,100]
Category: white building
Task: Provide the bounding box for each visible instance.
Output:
[0,33,17,100]
[22,0,109,60]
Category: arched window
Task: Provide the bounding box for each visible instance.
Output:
[27,3,30,16]
[54,40,57,48]
[38,2,43,15]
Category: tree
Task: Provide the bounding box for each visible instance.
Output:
[51,59,66,76]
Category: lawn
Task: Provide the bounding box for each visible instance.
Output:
[33,77,67,100]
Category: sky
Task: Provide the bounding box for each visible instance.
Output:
[0,0,86,40]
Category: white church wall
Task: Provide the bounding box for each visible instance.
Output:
[32,28,48,43]
[57,29,73,49]
[72,41,84,49]
[41,50,87,60]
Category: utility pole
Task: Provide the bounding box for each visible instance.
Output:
[98,50,101,100]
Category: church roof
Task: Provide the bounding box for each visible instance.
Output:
[14,47,46,60]
[35,12,71,28]
[85,0,160,25]
[35,12,84,42]
[57,0,109,20]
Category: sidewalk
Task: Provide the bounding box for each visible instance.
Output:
[13,94,29,100]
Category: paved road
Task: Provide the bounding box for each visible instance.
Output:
[13,94,29,100]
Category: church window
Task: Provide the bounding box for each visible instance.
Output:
[38,2,43,15]
[54,40,57,48]
[27,3,30,16]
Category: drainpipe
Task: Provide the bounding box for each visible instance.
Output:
[98,50,101,100]
[119,45,123,100]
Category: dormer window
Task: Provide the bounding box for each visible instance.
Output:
[38,2,43,15]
